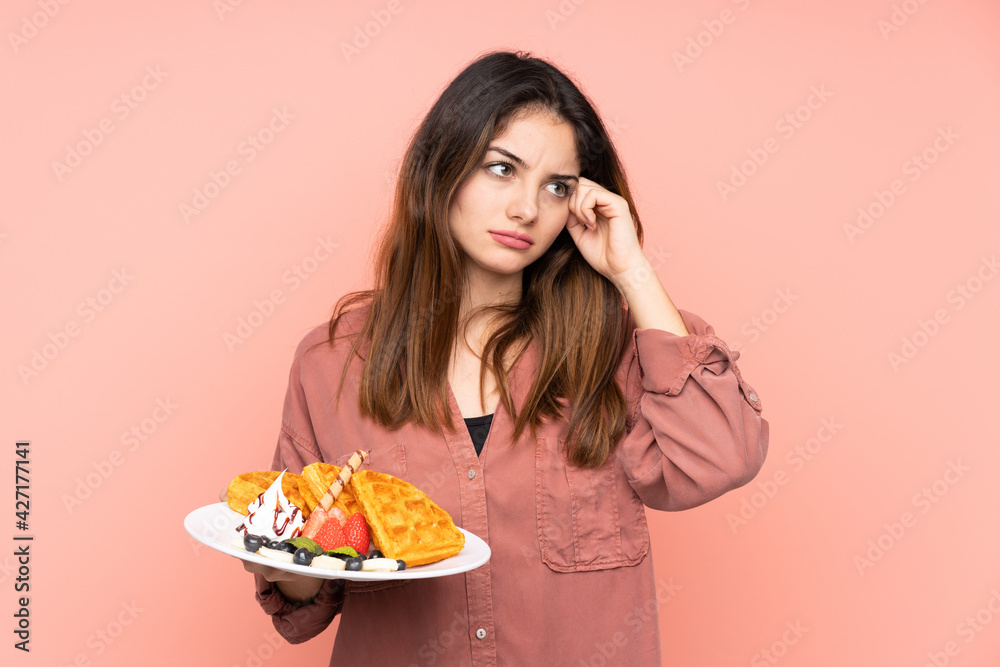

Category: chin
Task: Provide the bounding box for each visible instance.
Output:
[487,264,527,277]
[473,257,529,278]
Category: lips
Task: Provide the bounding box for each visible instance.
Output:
[488,230,534,250]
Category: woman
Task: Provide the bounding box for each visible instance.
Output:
[240,49,768,665]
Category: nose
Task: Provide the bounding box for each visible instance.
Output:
[507,181,538,224]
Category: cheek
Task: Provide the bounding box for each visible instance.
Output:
[541,207,569,238]
[448,194,478,242]
[450,186,469,219]
[451,183,489,227]
[450,176,480,218]
[532,225,567,258]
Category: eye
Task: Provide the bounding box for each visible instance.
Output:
[547,181,574,198]
[486,161,513,178]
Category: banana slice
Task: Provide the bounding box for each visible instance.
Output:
[312,555,347,571]
[257,546,294,563]
[361,558,399,572]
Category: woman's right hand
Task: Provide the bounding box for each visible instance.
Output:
[222,486,325,602]
[241,558,325,602]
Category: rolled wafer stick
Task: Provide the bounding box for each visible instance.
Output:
[318,449,368,512]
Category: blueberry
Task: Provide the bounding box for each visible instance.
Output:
[367,549,383,560]
[395,560,407,571]
[266,539,282,550]
[326,551,351,561]
[292,548,315,566]
[243,534,264,553]
[277,540,297,553]
[345,556,364,571]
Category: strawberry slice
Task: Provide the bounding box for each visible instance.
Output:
[314,519,347,551]
[301,507,328,540]
[302,506,347,540]
[344,513,370,555]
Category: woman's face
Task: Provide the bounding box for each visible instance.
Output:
[448,109,580,286]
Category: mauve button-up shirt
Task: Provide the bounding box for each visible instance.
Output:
[252,305,769,666]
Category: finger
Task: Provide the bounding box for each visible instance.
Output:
[242,560,267,576]
[567,207,590,230]
[219,487,228,502]
[241,560,292,582]
[578,189,598,229]
[568,187,591,230]
[565,216,585,245]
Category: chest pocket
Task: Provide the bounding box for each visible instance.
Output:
[333,442,407,480]
[534,436,649,572]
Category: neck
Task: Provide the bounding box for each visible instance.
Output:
[456,266,522,353]
[461,267,521,314]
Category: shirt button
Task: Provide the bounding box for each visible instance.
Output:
[476,628,487,639]
[467,469,476,479]
[748,392,758,402]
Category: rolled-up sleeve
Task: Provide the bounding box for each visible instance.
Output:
[618,308,769,511]
[254,575,345,643]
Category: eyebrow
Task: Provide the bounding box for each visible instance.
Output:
[487,146,579,181]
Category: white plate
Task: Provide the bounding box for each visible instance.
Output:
[184,502,490,581]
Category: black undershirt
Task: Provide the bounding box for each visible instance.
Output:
[463,413,494,456]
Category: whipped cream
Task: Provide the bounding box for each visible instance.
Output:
[236,470,305,541]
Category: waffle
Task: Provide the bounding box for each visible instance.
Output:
[299,462,361,519]
[348,470,465,566]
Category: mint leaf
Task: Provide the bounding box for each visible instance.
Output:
[286,537,323,555]
[325,546,359,558]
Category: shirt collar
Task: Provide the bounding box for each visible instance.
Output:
[342,303,538,409]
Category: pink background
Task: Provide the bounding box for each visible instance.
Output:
[3,0,999,665]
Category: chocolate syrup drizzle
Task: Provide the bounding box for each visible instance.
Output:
[235,490,302,539]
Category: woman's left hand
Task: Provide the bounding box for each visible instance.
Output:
[564,177,689,335]
[564,177,648,287]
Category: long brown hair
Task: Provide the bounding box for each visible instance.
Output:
[325,50,643,468]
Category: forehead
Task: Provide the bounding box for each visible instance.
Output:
[491,109,579,167]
